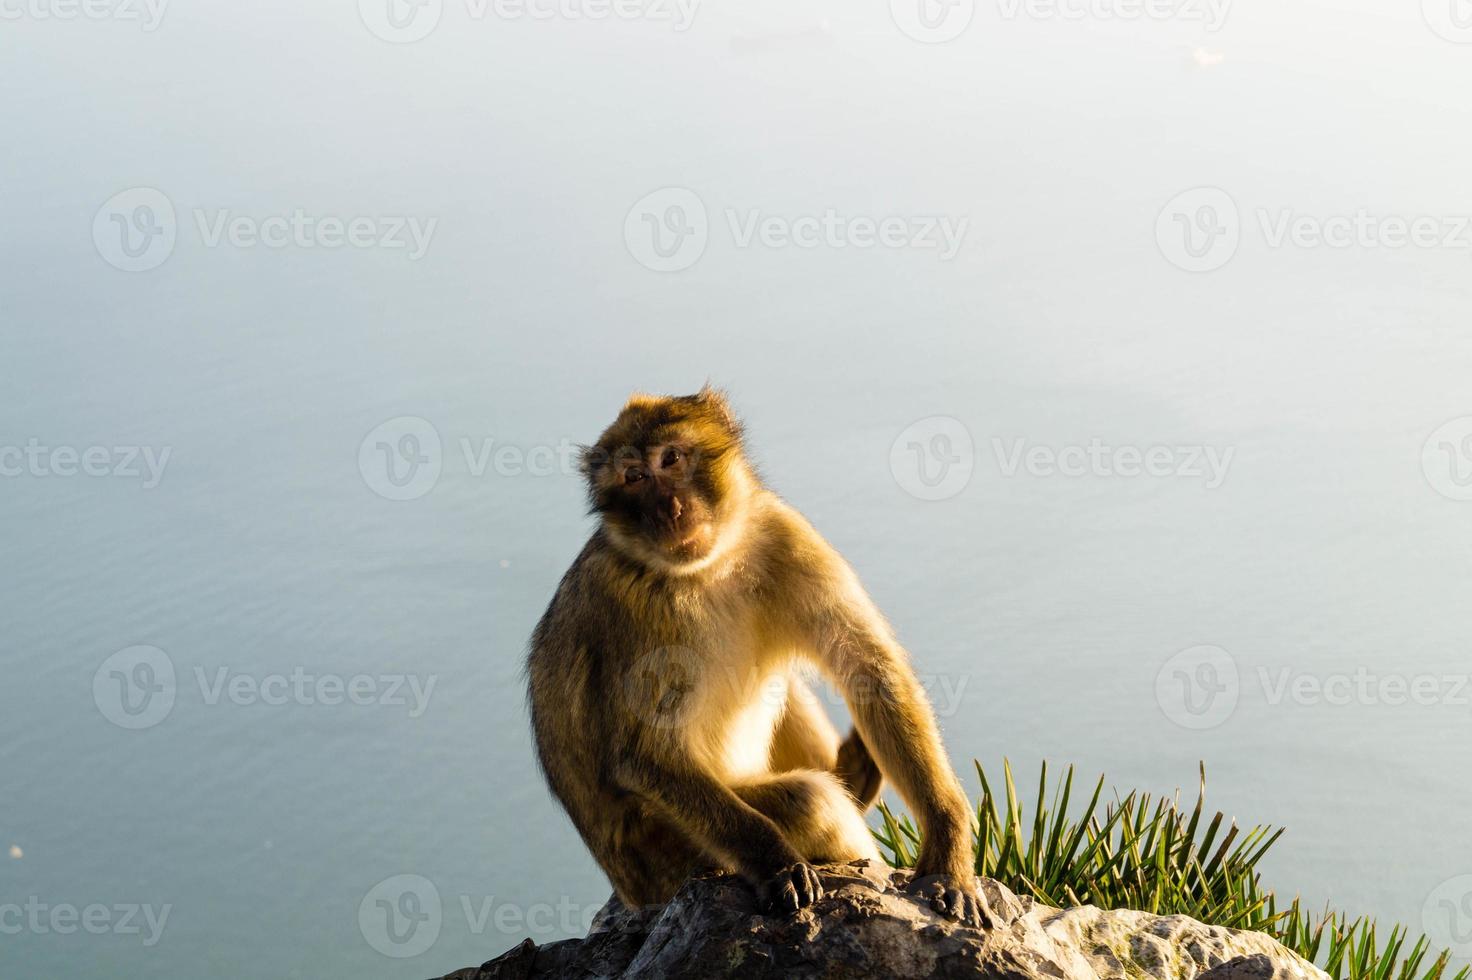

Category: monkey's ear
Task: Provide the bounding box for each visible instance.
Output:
[696,383,742,436]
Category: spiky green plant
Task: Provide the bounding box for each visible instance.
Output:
[872,760,1468,980]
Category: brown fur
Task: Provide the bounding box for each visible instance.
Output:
[527,387,989,924]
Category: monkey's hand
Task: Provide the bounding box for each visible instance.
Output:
[755,861,824,914]
[906,871,993,929]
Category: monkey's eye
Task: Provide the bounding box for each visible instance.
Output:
[624,466,647,485]
[660,448,682,468]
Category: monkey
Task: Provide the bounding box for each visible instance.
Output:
[526,386,989,926]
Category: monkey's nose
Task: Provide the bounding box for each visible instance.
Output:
[667,495,683,523]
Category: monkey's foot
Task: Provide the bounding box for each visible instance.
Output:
[834,728,883,809]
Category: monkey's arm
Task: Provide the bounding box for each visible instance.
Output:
[801,575,990,927]
[614,756,823,913]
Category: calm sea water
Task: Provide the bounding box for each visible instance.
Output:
[3,2,1471,977]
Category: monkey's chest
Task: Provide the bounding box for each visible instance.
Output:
[688,665,789,780]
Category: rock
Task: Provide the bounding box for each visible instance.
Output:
[441,863,1328,979]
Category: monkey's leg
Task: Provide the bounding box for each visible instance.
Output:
[834,729,883,810]
[769,677,839,771]
[771,677,884,810]
[732,770,882,867]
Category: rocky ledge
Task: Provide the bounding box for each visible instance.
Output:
[441,863,1327,979]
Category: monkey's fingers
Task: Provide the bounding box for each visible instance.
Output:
[934,887,992,929]
[759,862,824,914]
[907,875,993,930]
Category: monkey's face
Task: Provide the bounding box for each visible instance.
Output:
[582,388,749,566]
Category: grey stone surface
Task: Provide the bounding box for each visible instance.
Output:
[439,863,1329,979]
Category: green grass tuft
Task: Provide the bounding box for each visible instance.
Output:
[872,760,1468,980]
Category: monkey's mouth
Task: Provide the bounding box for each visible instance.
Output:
[647,499,713,557]
[663,524,715,559]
